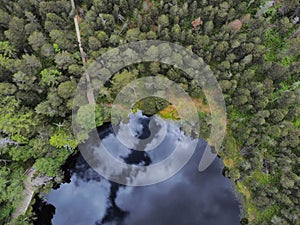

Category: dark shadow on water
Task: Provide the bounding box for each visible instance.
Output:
[31,196,55,225]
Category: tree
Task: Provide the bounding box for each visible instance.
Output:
[45,13,67,32]
[0,8,10,27]
[75,104,105,142]
[0,96,38,138]
[13,54,41,91]
[40,43,55,57]
[96,31,109,46]
[269,109,288,123]
[40,68,61,86]
[204,21,214,34]
[28,31,45,52]
[0,166,24,224]
[88,36,101,51]
[55,51,76,70]
[34,156,66,177]
[35,89,66,117]
[57,80,77,99]
[111,69,138,95]
[158,15,169,29]
[50,29,76,51]
[287,38,300,57]
[24,11,41,35]
[170,24,181,41]
[0,82,17,95]
[49,129,77,150]
[126,28,141,42]
[4,17,26,49]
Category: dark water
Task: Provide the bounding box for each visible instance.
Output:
[35,112,241,225]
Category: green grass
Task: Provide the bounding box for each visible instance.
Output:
[264,26,298,68]
[280,55,297,67]
[229,107,251,122]
[198,111,206,120]
[264,29,283,62]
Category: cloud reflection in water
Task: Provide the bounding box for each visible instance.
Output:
[46,112,240,225]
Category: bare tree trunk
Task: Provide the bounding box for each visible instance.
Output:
[0,159,11,164]
[70,0,95,104]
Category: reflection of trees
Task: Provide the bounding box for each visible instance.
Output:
[100,119,154,224]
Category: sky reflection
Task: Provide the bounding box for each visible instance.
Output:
[46,113,240,225]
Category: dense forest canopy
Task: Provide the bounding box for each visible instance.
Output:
[0,0,299,224]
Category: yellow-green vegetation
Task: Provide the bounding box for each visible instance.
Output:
[247,170,275,186]
[49,130,78,150]
[158,105,180,120]
[222,132,259,223]
[294,118,300,128]
[132,95,211,121]
[220,132,242,169]
[131,96,181,120]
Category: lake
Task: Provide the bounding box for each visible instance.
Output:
[34,111,241,225]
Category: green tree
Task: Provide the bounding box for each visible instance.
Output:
[158,15,169,29]
[28,31,45,52]
[57,80,77,99]
[49,129,77,150]
[4,17,25,48]
[170,24,181,41]
[40,68,61,86]
[50,29,76,51]
[45,13,67,32]
[111,69,138,94]
[55,51,76,70]
[35,89,66,117]
[40,42,55,57]
[0,96,38,143]
[126,28,141,42]
[0,82,17,96]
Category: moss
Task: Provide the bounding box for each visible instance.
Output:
[157,105,180,120]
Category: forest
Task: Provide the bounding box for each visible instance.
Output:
[0,0,299,224]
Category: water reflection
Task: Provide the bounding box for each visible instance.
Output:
[45,112,241,225]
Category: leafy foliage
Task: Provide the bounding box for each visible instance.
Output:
[40,68,61,86]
